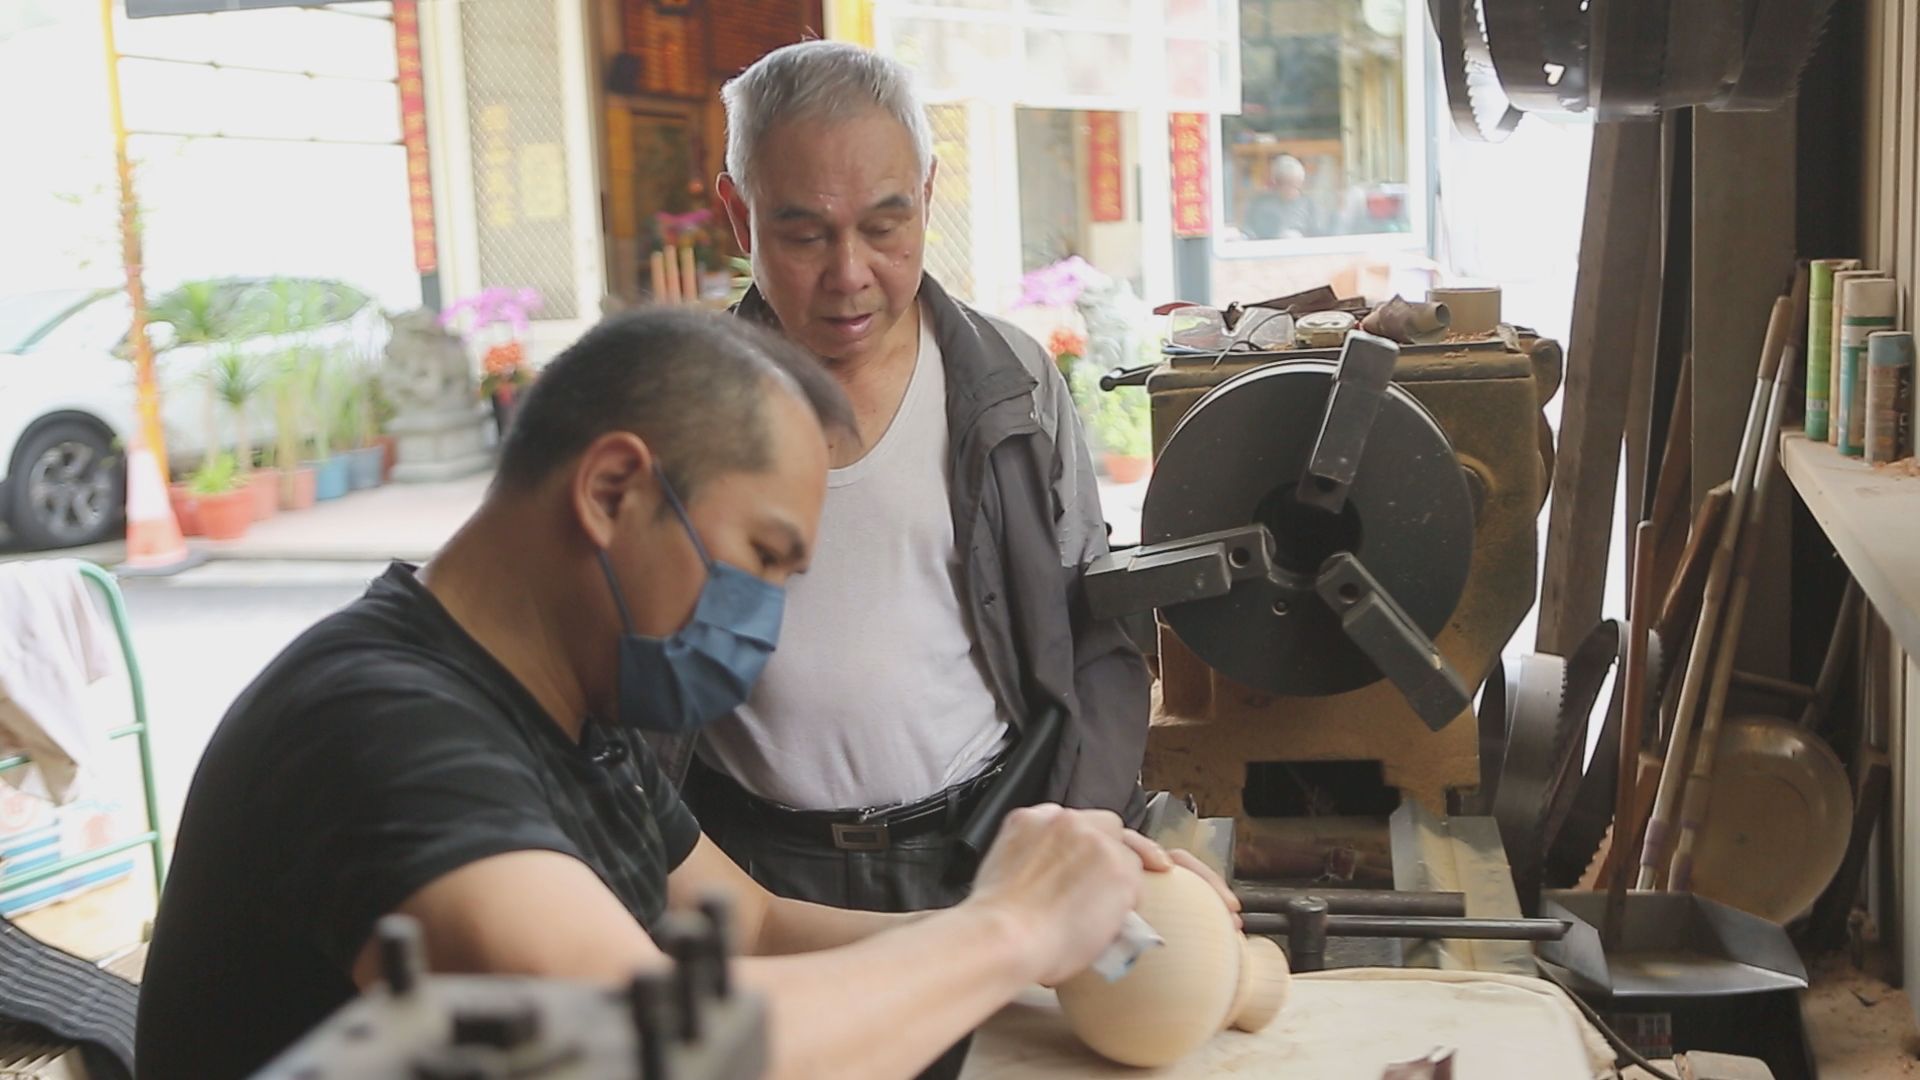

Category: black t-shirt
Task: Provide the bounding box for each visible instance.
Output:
[134,564,701,1080]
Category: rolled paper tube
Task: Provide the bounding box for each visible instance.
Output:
[1807,259,1861,442]
[1840,277,1897,457]
[662,245,683,302]
[1830,269,1881,445]
[680,244,699,302]
[1866,331,1915,464]
[649,250,666,301]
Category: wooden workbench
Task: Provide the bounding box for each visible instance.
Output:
[961,969,1612,1079]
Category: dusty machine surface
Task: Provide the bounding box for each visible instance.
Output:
[1094,327,1558,846]
[249,906,765,1080]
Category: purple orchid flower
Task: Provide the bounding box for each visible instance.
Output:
[1012,256,1107,309]
[440,286,544,338]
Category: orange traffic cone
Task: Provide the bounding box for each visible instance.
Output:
[118,430,195,575]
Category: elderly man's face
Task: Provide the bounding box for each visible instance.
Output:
[720,108,932,366]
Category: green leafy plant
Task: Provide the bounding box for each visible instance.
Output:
[267,353,305,479]
[187,451,246,496]
[328,366,369,453]
[1071,363,1152,459]
[205,350,263,469]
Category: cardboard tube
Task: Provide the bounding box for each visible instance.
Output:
[1829,269,1882,444]
[1867,331,1915,464]
[1806,259,1858,442]
[1839,277,1898,456]
[649,250,666,301]
[680,244,699,303]
[1428,286,1500,335]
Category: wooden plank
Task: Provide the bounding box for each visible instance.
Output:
[1864,0,1888,268]
[1536,121,1664,656]
[1692,108,1796,673]
[1780,434,1920,661]
[1902,0,1919,326]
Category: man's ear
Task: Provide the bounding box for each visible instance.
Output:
[922,157,938,225]
[717,173,752,253]
[572,432,657,550]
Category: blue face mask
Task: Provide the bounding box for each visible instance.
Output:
[598,470,786,733]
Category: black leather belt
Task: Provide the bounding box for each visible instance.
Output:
[687,754,1007,852]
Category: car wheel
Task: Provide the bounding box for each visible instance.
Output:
[6,420,124,550]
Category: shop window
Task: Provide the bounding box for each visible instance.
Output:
[1217,0,1420,253]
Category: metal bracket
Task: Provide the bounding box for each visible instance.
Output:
[1297,330,1399,514]
[1083,525,1277,621]
[1314,553,1471,730]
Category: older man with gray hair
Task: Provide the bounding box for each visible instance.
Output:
[648,41,1151,928]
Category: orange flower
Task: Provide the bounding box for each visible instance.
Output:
[483,341,524,376]
[1047,327,1087,360]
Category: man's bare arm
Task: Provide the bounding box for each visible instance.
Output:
[351,807,1144,1080]
[666,836,921,955]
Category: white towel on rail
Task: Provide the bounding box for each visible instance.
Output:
[0,560,114,804]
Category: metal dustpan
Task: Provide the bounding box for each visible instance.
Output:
[1536,890,1807,1000]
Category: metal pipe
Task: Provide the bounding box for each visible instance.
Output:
[1243,913,1571,942]
[1234,885,1465,917]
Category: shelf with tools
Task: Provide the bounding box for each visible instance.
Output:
[1779,432,1920,660]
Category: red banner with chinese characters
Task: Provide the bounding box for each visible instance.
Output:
[394,0,436,274]
[1087,112,1124,223]
[1169,112,1211,238]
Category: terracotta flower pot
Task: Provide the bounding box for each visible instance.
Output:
[279,466,317,511]
[167,482,203,537]
[376,434,398,483]
[196,488,254,541]
[1103,452,1152,485]
[248,470,279,522]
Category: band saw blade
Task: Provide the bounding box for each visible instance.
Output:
[1493,620,1624,912]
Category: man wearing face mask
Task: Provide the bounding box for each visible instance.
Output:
[135,311,1217,1080]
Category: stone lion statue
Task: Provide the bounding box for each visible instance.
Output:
[383,308,475,415]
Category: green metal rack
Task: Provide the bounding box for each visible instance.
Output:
[0,562,166,903]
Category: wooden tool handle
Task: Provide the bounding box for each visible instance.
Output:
[1605,521,1658,947]
[1756,295,1794,381]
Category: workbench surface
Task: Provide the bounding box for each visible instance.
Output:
[1779,432,1920,657]
[961,969,1612,1079]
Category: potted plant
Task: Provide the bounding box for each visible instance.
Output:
[206,350,275,521]
[441,287,540,439]
[152,280,240,535]
[368,375,398,482]
[334,369,384,491]
[188,451,253,541]
[1074,362,1154,484]
[269,353,317,510]
[297,351,350,501]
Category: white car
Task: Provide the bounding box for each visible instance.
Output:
[0,279,386,550]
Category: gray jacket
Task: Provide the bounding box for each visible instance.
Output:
[650,275,1151,821]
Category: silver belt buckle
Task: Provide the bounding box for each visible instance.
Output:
[831,821,890,851]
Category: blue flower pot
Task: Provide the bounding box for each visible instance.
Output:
[310,456,351,501]
[347,446,384,491]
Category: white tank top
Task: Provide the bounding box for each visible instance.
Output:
[697,313,1011,809]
